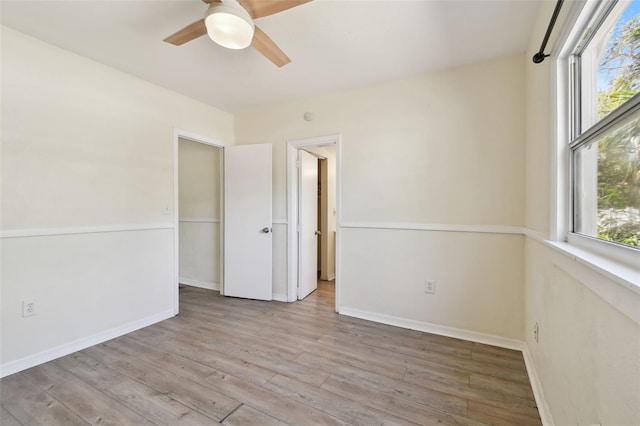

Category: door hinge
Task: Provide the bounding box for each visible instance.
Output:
[296,224,301,232]
[296,159,301,168]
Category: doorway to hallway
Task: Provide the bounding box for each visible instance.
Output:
[287,135,340,310]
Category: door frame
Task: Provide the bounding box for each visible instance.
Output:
[172,128,227,315]
[286,134,341,312]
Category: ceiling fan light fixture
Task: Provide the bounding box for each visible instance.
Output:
[204,1,255,50]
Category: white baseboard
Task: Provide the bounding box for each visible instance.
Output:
[179,277,220,291]
[522,344,554,426]
[319,274,335,282]
[339,306,524,351]
[272,293,288,302]
[0,309,174,378]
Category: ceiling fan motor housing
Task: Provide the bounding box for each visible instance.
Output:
[204,0,255,49]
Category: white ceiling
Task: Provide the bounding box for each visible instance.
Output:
[1,0,541,113]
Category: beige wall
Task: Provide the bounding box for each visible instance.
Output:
[5,14,637,423]
[0,27,233,372]
[236,54,526,340]
[524,3,640,425]
[525,239,640,425]
[178,138,221,289]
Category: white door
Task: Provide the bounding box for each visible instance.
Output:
[298,150,318,300]
[224,144,272,300]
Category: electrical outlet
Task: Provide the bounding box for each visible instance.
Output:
[425,280,436,294]
[534,322,539,343]
[22,301,36,317]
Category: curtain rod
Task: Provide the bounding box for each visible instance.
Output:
[533,0,564,63]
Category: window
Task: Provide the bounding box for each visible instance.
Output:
[569,0,640,251]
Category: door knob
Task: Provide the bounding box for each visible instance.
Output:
[262,227,272,233]
[315,230,322,236]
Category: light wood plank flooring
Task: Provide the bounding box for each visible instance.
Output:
[1,281,542,425]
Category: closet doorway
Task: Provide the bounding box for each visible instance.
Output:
[173,131,224,314]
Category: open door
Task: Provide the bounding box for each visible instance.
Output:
[224,144,272,300]
[298,150,319,300]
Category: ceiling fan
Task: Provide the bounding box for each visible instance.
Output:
[164,0,311,67]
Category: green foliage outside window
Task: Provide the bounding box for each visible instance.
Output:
[596,15,640,247]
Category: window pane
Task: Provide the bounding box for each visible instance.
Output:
[574,108,640,247]
[580,2,640,131]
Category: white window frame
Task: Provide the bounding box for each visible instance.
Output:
[554,0,640,273]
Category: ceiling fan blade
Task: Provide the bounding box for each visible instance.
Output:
[201,0,221,4]
[164,19,207,46]
[239,0,311,19]
[252,26,290,67]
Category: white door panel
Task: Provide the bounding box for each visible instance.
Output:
[224,144,272,300]
[298,150,318,300]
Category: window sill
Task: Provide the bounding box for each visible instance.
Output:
[525,228,639,325]
[539,237,640,325]
[544,240,640,294]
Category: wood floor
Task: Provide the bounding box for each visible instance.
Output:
[1,281,542,425]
